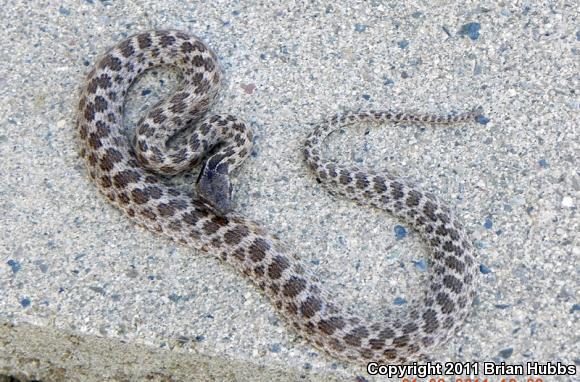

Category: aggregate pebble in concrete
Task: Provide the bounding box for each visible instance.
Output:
[0,1,578,381]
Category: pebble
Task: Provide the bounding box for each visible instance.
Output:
[459,22,481,40]
[561,196,574,208]
[394,225,407,240]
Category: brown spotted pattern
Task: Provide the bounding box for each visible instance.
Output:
[302,107,482,362]
[78,30,480,365]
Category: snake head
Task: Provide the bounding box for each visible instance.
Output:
[196,162,233,216]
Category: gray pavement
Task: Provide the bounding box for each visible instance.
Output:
[0,1,578,381]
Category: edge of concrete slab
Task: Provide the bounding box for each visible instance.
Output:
[0,320,342,382]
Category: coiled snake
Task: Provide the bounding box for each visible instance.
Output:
[77,30,480,364]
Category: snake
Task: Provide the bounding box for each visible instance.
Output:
[77,30,480,365]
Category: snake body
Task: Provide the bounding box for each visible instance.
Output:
[77,30,479,364]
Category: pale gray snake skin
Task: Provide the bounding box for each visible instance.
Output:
[77,30,480,364]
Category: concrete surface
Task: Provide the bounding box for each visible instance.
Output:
[0,1,578,381]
